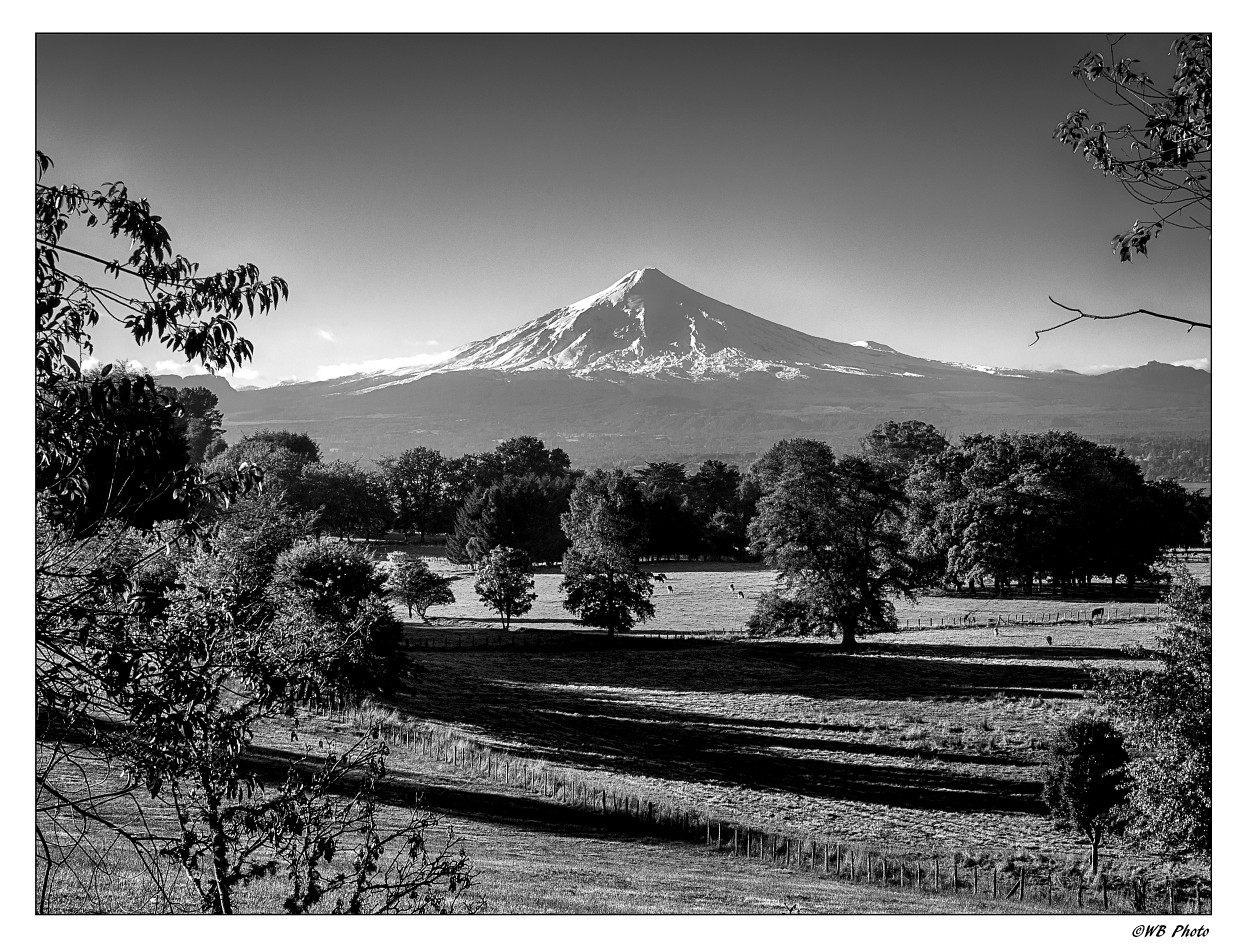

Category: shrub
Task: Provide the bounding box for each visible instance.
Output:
[269,539,403,695]
[270,538,386,622]
[744,588,825,637]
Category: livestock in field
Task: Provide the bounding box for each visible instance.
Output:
[737,590,745,599]
[1091,607,1105,623]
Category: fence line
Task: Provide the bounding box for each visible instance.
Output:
[297,699,1207,914]
[900,606,1164,632]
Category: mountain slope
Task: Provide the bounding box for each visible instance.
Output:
[363,267,1009,387]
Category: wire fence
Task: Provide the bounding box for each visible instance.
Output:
[900,606,1165,631]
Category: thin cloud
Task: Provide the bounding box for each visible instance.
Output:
[315,329,337,342]
[315,351,454,381]
[1170,357,1210,371]
[153,360,211,376]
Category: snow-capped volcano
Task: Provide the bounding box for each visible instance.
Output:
[374,267,950,386]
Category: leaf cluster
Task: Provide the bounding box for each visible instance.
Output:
[1054,34,1211,260]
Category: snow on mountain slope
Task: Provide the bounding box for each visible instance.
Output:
[358,267,1030,391]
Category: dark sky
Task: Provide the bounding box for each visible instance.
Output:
[36,33,1212,385]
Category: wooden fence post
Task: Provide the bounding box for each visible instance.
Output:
[993,867,998,899]
[1020,867,1025,902]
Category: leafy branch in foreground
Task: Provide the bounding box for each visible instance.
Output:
[1040,34,1211,341]
[1054,34,1210,262]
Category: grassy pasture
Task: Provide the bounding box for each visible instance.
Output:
[376,622,1157,863]
[41,553,1206,913]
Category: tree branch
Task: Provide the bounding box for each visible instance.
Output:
[1031,297,1211,345]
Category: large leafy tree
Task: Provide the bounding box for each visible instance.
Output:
[447,474,575,566]
[1039,33,1211,339]
[35,154,477,914]
[1095,573,1211,858]
[688,459,749,558]
[633,461,701,561]
[289,460,393,540]
[39,363,192,534]
[167,385,228,465]
[748,445,916,651]
[860,420,949,479]
[378,447,449,541]
[559,469,654,637]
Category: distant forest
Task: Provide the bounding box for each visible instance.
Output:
[1101,436,1211,484]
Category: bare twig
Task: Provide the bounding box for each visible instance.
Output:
[1031,297,1211,345]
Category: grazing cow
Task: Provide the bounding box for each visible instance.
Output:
[1091,607,1105,623]
[730,583,736,591]
[737,590,745,599]
[653,572,668,582]
[1046,635,1053,646]
[668,585,674,593]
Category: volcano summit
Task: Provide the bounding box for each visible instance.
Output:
[172,267,1211,466]
[390,267,944,383]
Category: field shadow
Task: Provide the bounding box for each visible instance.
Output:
[391,643,1084,816]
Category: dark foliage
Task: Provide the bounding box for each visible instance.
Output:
[1042,717,1129,873]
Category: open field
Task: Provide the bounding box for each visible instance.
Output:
[366,624,1156,861]
[382,546,1202,638]
[40,555,1209,913]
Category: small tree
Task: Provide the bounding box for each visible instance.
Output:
[384,551,455,621]
[1042,717,1129,874]
[473,546,536,631]
[560,547,655,637]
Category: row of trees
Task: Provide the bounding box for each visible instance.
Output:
[901,428,1210,593]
